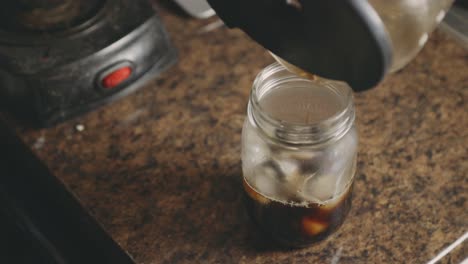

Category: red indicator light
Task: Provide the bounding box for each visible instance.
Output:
[102,66,132,88]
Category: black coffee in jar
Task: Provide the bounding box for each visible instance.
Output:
[243,177,353,247]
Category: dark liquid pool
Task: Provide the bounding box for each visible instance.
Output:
[243,178,353,248]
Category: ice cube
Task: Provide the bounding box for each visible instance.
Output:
[274,149,321,175]
[302,217,329,236]
[242,126,271,176]
[251,161,289,200]
[273,148,319,161]
[333,156,356,197]
[274,158,300,181]
[242,143,269,174]
[252,162,281,196]
[323,128,357,170]
[301,173,338,202]
[316,150,356,199]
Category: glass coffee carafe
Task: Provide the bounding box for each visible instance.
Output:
[208,0,456,90]
[363,0,454,72]
[274,0,455,85]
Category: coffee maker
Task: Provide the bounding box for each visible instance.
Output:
[0,0,177,126]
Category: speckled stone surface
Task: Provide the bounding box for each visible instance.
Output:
[2,3,468,263]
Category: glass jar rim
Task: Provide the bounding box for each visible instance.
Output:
[249,63,355,145]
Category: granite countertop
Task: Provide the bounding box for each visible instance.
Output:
[2,3,467,263]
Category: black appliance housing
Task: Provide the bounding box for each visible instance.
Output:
[0,0,177,126]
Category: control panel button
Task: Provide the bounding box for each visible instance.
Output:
[101,66,132,89]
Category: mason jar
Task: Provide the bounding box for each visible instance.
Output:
[241,63,358,247]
